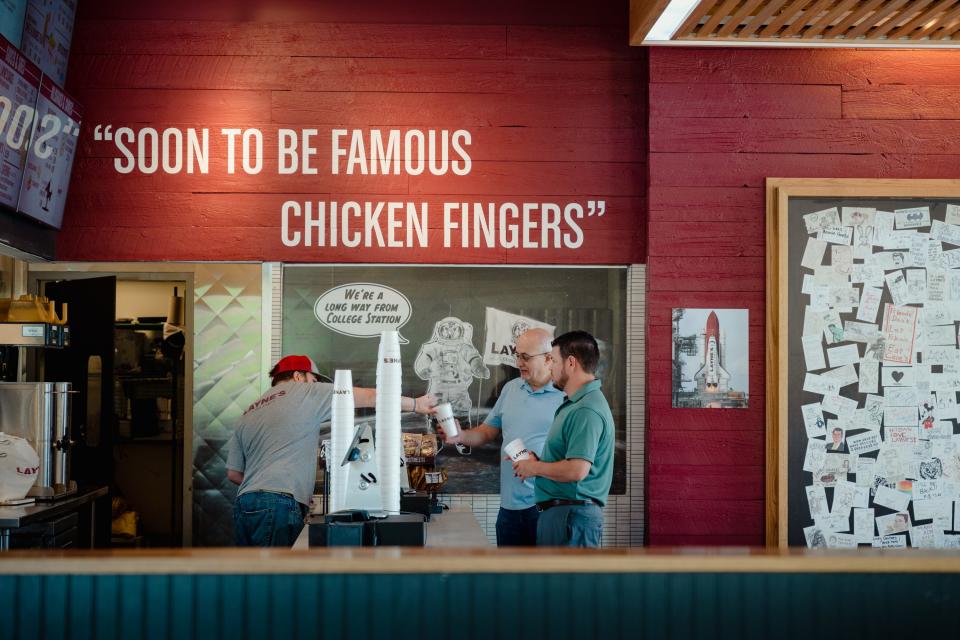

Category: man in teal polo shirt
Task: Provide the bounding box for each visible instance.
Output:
[513,330,614,547]
[438,328,563,546]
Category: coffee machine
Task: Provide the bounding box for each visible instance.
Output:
[0,295,75,500]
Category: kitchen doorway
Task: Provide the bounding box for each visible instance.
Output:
[32,271,193,547]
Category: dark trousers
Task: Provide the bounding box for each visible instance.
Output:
[495,506,540,547]
[234,491,308,547]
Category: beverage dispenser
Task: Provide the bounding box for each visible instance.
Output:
[0,382,75,498]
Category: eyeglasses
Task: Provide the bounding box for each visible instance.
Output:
[517,351,550,363]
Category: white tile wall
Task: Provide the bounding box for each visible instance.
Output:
[270,263,283,368]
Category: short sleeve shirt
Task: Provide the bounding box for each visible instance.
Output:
[227,381,334,506]
[534,379,615,507]
[484,377,564,510]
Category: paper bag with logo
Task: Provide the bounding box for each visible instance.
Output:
[0,433,40,500]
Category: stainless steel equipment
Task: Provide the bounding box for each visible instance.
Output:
[0,382,76,499]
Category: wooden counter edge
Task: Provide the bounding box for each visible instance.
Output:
[4,549,960,575]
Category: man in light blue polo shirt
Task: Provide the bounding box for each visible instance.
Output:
[438,328,563,546]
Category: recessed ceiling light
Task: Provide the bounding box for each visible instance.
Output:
[645,0,700,42]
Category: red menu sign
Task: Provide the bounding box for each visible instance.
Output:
[17,73,80,228]
[0,34,39,209]
[21,0,74,85]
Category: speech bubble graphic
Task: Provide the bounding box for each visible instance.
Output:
[314,283,411,344]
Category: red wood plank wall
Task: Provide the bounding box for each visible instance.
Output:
[57,0,646,264]
[647,48,960,545]
[61,5,960,546]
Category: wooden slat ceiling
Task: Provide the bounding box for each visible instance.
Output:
[632,0,960,45]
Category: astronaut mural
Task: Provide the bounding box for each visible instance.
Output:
[414,316,490,439]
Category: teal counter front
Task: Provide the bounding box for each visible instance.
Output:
[2,548,958,639]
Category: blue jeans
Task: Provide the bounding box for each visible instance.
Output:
[536,504,603,547]
[495,506,539,547]
[234,491,308,547]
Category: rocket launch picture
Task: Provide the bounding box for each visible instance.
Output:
[673,308,749,409]
[694,311,731,393]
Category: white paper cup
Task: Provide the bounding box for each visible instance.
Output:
[333,369,353,390]
[504,438,531,462]
[434,402,458,437]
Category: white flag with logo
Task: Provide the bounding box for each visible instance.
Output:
[482,307,555,368]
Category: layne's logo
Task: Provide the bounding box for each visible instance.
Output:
[512,320,530,340]
[489,321,529,356]
[489,343,518,357]
[17,466,39,475]
[333,389,351,395]
[243,389,286,415]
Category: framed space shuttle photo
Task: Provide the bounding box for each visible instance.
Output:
[671,308,749,409]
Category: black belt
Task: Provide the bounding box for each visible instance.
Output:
[536,498,600,512]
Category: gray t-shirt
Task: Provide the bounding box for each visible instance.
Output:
[226,381,333,506]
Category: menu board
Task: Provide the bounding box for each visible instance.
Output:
[0,34,38,208]
[21,0,74,85]
[0,0,26,46]
[17,73,79,228]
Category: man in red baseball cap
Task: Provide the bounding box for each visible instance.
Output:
[227,354,435,546]
[268,354,324,380]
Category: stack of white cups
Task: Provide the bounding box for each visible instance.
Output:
[376,330,402,513]
[329,369,355,513]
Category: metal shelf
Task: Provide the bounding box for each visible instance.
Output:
[0,322,68,348]
[115,323,164,331]
[115,433,183,444]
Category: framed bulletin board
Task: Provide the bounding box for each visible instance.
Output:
[767,178,960,548]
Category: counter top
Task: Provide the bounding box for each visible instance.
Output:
[291,505,491,550]
[425,506,492,547]
[3,546,960,575]
[0,486,109,529]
